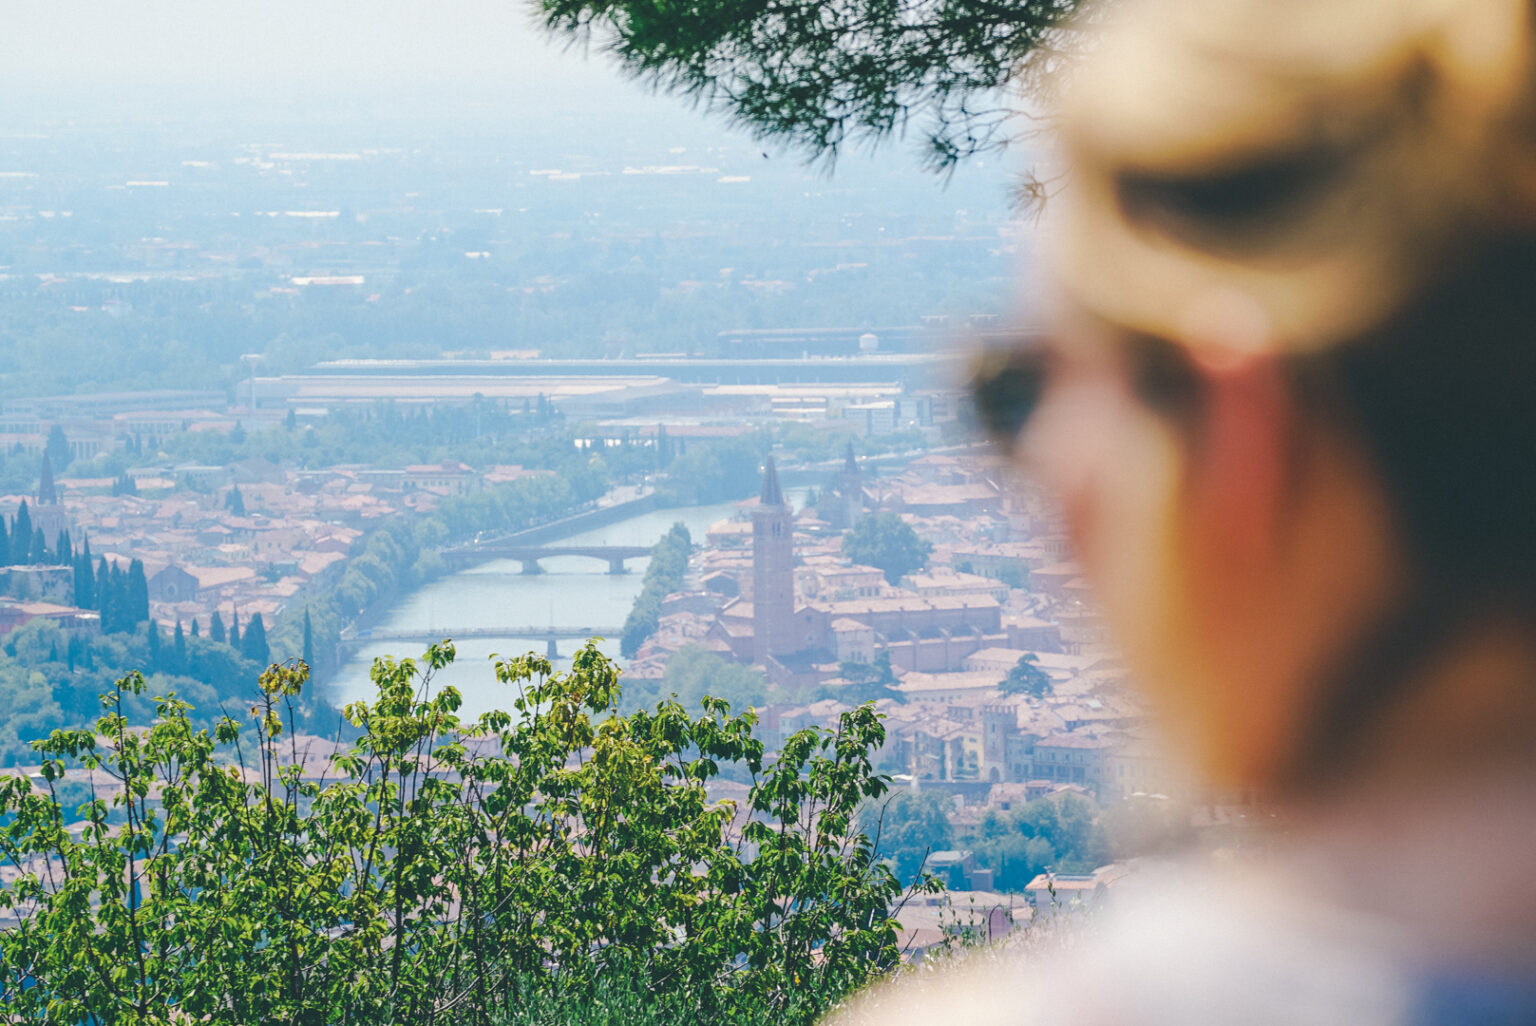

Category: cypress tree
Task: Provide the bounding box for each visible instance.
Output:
[210,610,226,644]
[103,563,124,633]
[42,429,67,483]
[11,501,30,560]
[127,560,149,626]
[76,539,94,609]
[55,529,71,567]
[29,528,46,565]
[302,607,315,667]
[173,620,186,673]
[241,613,269,666]
[146,621,162,669]
[95,557,110,612]
[225,486,246,517]
[189,617,200,638]
[229,609,240,651]
[0,514,9,567]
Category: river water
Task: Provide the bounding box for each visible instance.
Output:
[327,490,808,717]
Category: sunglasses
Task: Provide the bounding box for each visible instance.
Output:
[966,328,1206,457]
[966,341,1048,457]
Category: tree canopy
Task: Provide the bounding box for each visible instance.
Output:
[862,789,954,883]
[658,643,769,711]
[1000,652,1052,698]
[843,512,932,585]
[535,0,1081,170]
[0,644,919,1024]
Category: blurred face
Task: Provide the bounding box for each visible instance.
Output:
[1015,311,1188,684]
[993,299,1402,793]
[1010,311,1226,778]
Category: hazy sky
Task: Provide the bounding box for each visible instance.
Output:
[1,0,660,112]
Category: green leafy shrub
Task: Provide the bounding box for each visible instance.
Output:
[0,642,923,1025]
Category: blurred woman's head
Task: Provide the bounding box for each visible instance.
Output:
[979,0,1536,796]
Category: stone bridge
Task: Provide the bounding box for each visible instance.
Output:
[338,625,622,659]
[439,543,652,574]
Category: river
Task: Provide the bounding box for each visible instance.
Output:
[326,489,808,717]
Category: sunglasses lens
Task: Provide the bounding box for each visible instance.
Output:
[970,351,1044,453]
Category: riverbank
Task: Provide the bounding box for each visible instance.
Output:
[325,489,809,717]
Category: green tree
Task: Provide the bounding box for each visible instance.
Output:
[210,609,227,645]
[43,426,69,478]
[863,788,954,883]
[843,513,933,585]
[94,556,112,621]
[11,501,31,565]
[656,643,769,711]
[6,618,67,667]
[73,539,94,608]
[146,621,162,669]
[126,559,149,626]
[241,612,270,666]
[834,650,902,704]
[962,793,1108,889]
[173,620,188,674]
[536,0,1079,170]
[969,829,1056,891]
[225,485,246,517]
[0,644,920,1025]
[302,608,315,667]
[1000,652,1053,698]
[620,524,692,658]
[663,438,765,505]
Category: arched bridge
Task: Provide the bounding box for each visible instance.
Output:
[338,626,621,659]
[439,543,652,574]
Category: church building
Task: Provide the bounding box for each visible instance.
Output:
[711,454,1010,691]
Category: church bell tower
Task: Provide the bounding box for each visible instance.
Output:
[752,455,795,665]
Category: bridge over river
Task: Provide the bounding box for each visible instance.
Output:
[339,625,622,659]
[439,543,652,575]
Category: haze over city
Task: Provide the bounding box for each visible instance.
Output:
[10,2,1515,1024]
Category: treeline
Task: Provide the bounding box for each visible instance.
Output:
[866,789,1110,890]
[150,400,565,474]
[0,646,918,1025]
[0,614,325,766]
[0,499,77,573]
[265,458,608,676]
[53,408,585,493]
[655,436,767,505]
[619,523,692,658]
[962,792,1110,888]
